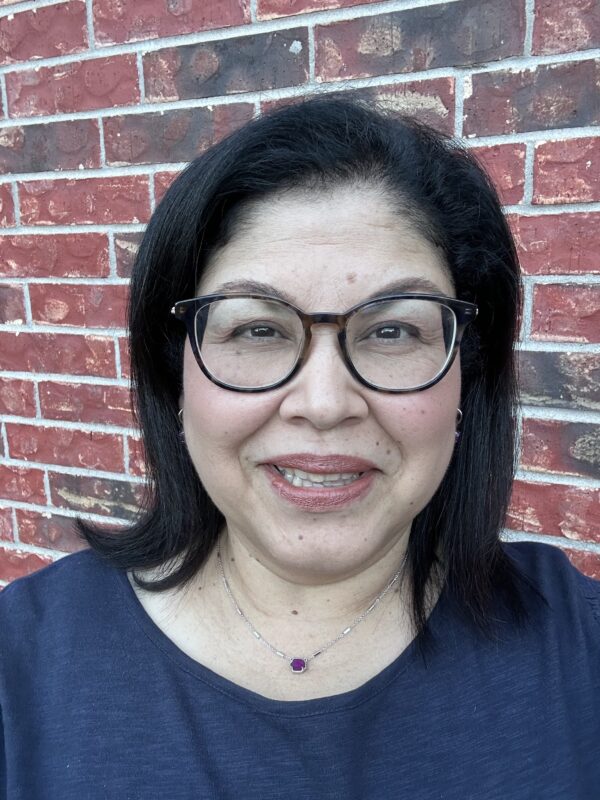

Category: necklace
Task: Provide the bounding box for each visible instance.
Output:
[216,545,409,674]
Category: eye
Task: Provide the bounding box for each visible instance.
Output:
[234,324,284,339]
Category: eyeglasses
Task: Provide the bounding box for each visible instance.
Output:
[170,293,478,393]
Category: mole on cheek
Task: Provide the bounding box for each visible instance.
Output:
[346,272,357,284]
[298,535,304,540]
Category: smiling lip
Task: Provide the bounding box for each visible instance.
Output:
[262,454,378,512]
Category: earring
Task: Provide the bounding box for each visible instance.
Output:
[455,408,463,443]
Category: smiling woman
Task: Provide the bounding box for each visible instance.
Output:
[1,95,599,799]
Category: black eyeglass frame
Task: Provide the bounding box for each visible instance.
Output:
[170,293,478,394]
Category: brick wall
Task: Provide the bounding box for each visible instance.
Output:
[0,0,598,584]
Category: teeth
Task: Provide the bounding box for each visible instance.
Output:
[275,466,362,488]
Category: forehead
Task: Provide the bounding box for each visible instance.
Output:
[199,185,454,306]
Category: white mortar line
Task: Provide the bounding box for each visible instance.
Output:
[0,322,127,335]
[42,468,52,507]
[0,223,147,234]
[524,0,535,57]
[122,434,130,473]
[97,117,107,166]
[504,201,600,215]
[523,141,534,204]
[107,232,118,277]
[515,469,600,489]
[0,371,130,387]
[0,421,9,462]
[0,0,64,19]
[0,73,8,120]
[114,334,123,378]
[85,0,95,49]
[521,275,600,285]
[1,277,130,285]
[1,455,145,480]
[9,181,20,224]
[33,379,42,418]
[516,340,600,353]
[519,280,534,342]
[501,530,600,554]
[453,71,464,137]
[249,0,258,24]
[520,405,600,424]
[21,281,32,324]
[10,506,18,541]
[136,51,146,102]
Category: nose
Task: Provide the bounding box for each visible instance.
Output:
[278,325,369,430]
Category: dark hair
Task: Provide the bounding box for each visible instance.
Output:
[77,93,548,660]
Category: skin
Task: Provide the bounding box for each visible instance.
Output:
[130,183,461,700]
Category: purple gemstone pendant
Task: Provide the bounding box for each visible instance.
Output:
[290,658,307,673]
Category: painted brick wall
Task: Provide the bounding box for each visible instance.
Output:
[0,0,598,584]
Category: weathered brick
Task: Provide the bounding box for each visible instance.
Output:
[531,283,600,343]
[463,60,600,136]
[471,144,525,205]
[127,436,146,477]
[144,29,308,103]
[0,183,15,227]
[0,233,109,279]
[104,103,254,167]
[315,0,525,82]
[0,377,35,416]
[533,0,600,55]
[259,0,379,18]
[49,472,146,521]
[508,479,599,542]
[0,119,101,174]
[6,422,124,472]
[521,418,600,479]
[0,506,13,541]
[0,548,54,582]
[534,138,600,204]
[0,0,87,66]
[518,350,600,410]
[29,283,129,329]
[118,337,130,380]
[19,176,151,225]
[93,0,249,45]
[39,381,134,427]
[16,509,87,553]
[510,213,600,275]
[0,332,116,377]
[0,283,25,324]
[368,78,455,134]
[114,232,142,279]
[566,548,600,581]
[0,464,46,504]
[154,170,180,205]
[6,54,140,118]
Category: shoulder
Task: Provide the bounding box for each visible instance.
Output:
[500,539,600,639]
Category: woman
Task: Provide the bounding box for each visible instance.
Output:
[1,96,598,799]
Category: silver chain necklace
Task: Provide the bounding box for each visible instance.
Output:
[216,545,408,674]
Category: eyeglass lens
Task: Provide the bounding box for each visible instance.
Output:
[195,297,457,390]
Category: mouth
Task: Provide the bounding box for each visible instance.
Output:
[272,465,364,488]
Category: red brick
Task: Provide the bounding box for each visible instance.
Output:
[533,0,600,55]
[0,332,116,377]
[144,29,308,103]
[104,103,254,167]
[463,60,600,136]
[315,0,525,82]
[0,233,109,279]
[521,418,600,479]
[510,213,600,275]
[0,506,13,542]
[0,464,46,504]
[0,119,101,174]
[29,283,129,329]
[259,0,379,18]
[49,472,146,521]
[16,508,87,553]
[508,479,599,542]
[565,548,600,581]
[114,232,142,279]
[0,282,25,324]
[6,422,124,472]
[0,377,35,416]
[94,0,249,45]
[531,284,600,343]
[471,144,525,205]
[0,183,15,227]
[127,436,146,477]
[154,170,180,205]
[0,1,87,66]
[0,548,54,582]
[39,381,134,427]
[366,78,455,134]
[118,337,130,380]
[6,54,140,118]
[19,176,150,226]
[534,138,600,204]
[518,351,600,410]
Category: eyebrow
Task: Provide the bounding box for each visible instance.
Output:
[207,276,452,305]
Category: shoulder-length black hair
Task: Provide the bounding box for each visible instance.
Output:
[77,93,548,658]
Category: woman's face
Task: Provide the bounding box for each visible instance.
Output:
[181,184,460,583]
